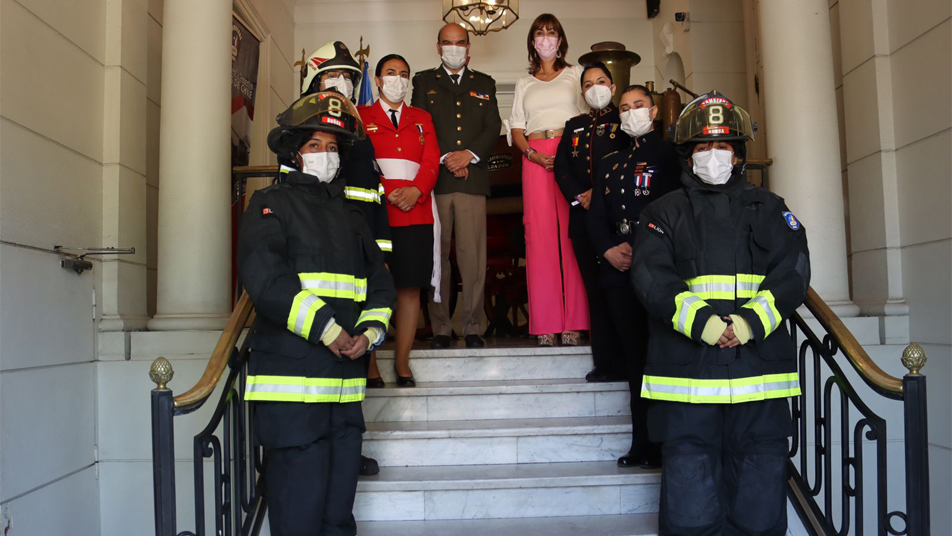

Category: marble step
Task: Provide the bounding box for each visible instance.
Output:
[354,514,659,535]
[354,461,659,522]
[373,345,594,382]
[363,416,632,467]
[363,379,632,422]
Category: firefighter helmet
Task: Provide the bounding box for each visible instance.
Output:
[673,91,754,145]
[268,91,366,158]
[301,41,362,96]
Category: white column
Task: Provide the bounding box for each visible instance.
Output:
[758,0,859,317]
[148,0,233,331]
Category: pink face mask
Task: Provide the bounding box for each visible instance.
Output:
[533,35,560,61]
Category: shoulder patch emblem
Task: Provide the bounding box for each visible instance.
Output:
[262,206,274,217]
[647,222,665,236]
[782,211,800,230]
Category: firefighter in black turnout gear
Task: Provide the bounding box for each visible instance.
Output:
[632,91,810,535]
[587,84,681,468]
[239,92,396,536]
[301,40,391,477]
[554,62,630,381]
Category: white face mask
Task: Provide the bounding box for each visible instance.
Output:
[441,45,468,70]
[533,36,559,61]
[300,151,340,183]
[584,85,613,110]
[620,107,654,138]
[380,75,409,103]
[322,75,354,100]
[691,148,734,185]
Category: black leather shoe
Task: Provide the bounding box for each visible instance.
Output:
[585,369,612,382]
[464,334,485,348]
[430,335,451,349]
[617,452,663,469]
[396,374,416,387]
[359,455,380,476]
[366,376,385,389]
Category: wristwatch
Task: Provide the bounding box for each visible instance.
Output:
[524,147,536,159]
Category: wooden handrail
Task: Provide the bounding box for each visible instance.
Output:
[802,286,903,396]
[173,291,256,411]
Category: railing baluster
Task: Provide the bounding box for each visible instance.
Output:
[901,344,930,536]
[150,357,177,536]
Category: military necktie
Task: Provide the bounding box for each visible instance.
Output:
[450,74,460,85]
[388,109,399,129]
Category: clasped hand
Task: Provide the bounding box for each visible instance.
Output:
[387,186,422,212]
[327,330,370,360]
[528,150,554,171]
[604,242,632,272]
[444,150,472,180]
[717,316,741,349]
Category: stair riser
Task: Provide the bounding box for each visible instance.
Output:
[354,484,660,521]
[362,391,631,422]
[362,433,632,467]
[373,354,593,382]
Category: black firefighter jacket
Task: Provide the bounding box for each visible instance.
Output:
[237,169,396,408]
[631,166,810,404]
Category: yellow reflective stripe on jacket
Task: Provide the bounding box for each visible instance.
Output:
[377,239,393,252]
[378,183,386,196]
[685,275,736,300]
[736,274,765,298]
[640,373,800,403]
[357,307,392,327]
[245,375,366,403]
[344,186,382,204]
[287,291,327,339]
[672,291,711,336]
[742,290,781,337]
[298,272,368,301]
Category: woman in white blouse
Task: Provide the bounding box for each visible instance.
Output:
[509,13,590,346]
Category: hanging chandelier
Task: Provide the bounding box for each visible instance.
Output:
[442,0,519,36]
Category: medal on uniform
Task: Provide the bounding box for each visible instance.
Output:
[596,124,606,137]
[609,124,618,139]
[571,135,580,158]
[634,189,641,196]
[416,123,425,145]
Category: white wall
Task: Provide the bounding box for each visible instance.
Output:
[294,0,657,125]
[0,0,105,532]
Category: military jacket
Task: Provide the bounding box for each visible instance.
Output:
[631,169,811,404]
[237,170,396,406]
[410,66,502,197]
[588,129,681,287]
[554,104,630,239]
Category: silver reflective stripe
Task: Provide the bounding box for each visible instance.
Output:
[644,382,734,399]
[246,383,341,396]
[737,280,760,293]
[751,295,779,330]
[293,294,321,336]
[688,282,735,294]
[341,385,365,397]
[731,380,800,396]
[678,295,703,334]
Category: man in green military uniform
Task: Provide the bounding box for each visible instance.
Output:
[411,22,502,349]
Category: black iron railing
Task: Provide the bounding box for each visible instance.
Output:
[787,288,930,535]
[149,293,266,536]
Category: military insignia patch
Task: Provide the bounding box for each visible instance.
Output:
[366,123,379,133]
[783,211,801,230]
[647,222,665,236]
[469,91,490,101]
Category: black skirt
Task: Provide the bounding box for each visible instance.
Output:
[389,224,434,288]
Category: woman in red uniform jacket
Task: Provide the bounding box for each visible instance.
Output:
[358,53,440,387]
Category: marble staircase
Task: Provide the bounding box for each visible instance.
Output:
[351,342,661,535]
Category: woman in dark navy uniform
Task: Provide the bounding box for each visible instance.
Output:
[554,61,630,382]
[587,84,681,468]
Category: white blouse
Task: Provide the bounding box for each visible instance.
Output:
[508,64,588,136]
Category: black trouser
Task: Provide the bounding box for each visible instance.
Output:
[604,286,657,458]
[648,399,792,535]
[256,401,365,536]
[571,235,625,378]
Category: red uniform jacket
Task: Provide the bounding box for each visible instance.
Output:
[358,102,440,227]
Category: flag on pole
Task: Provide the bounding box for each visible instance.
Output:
[358,60,373,106]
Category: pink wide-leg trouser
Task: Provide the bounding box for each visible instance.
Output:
[522,137,590,335]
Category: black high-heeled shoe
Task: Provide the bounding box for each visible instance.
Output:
[395,372,416,387]
[366,376,386,388]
